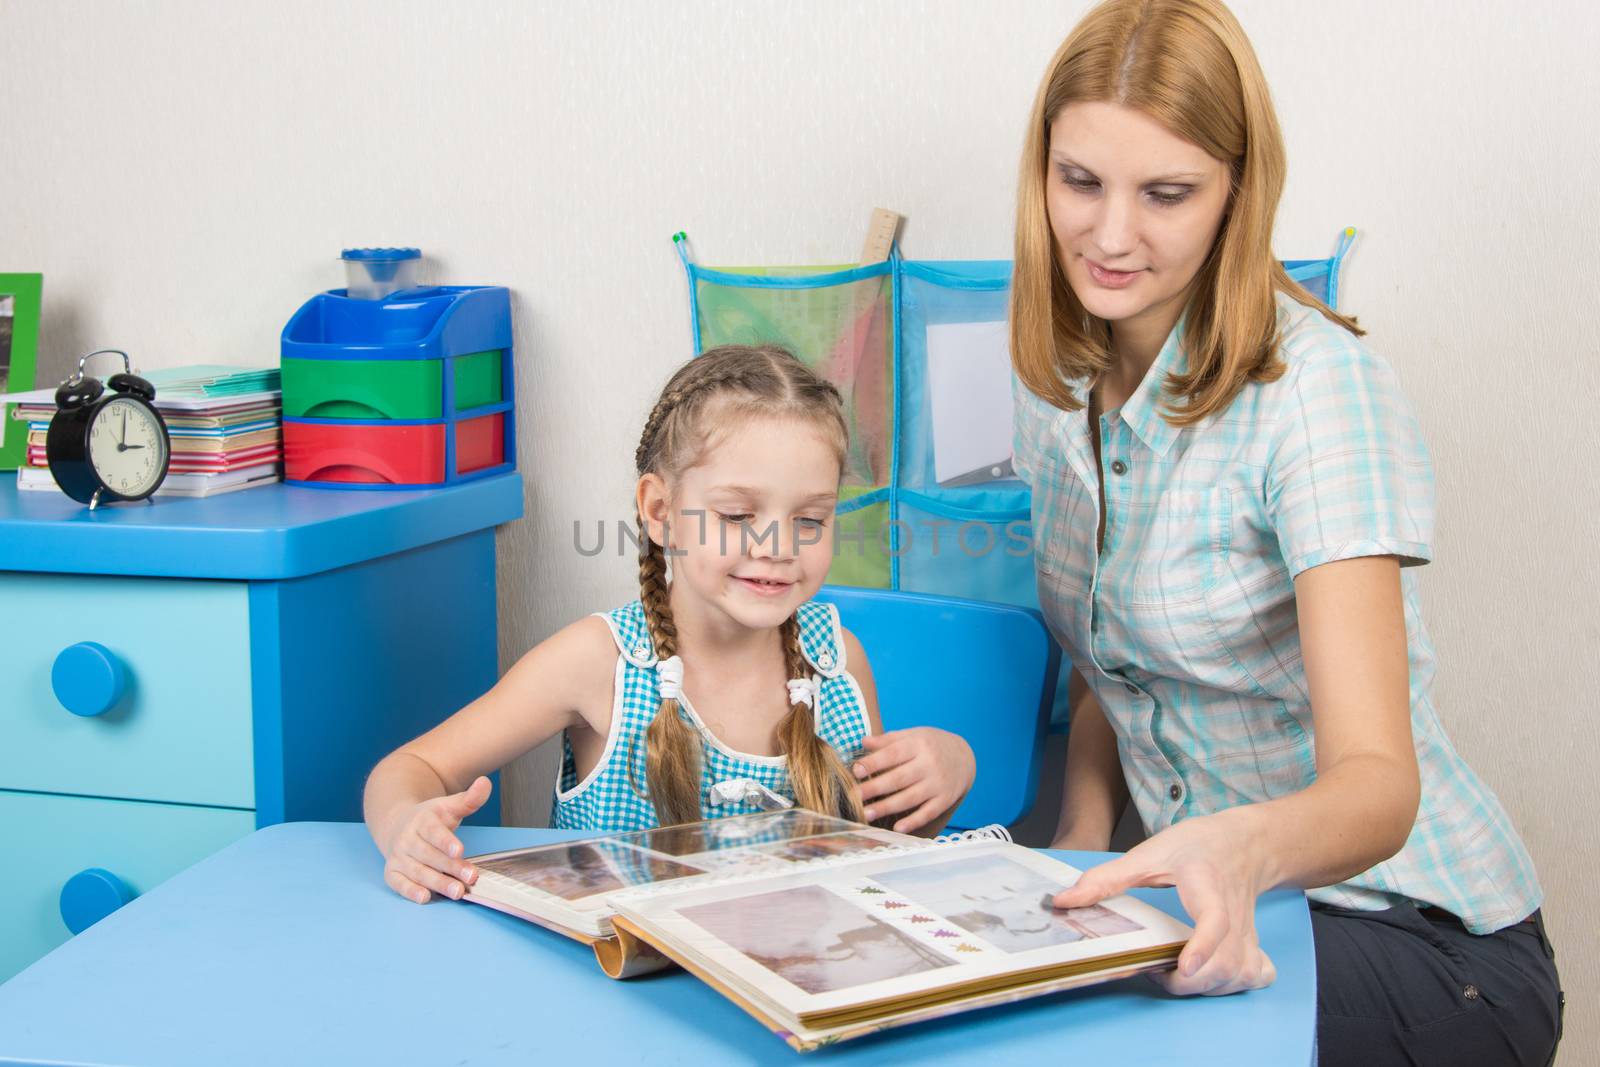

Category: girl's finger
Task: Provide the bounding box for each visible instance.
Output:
[420,817,467,861]
[398,855,467,901]
[852,742,911,781]
[384,866,431,906]
[892,795,946,835]
[857,761,919,803]
[863,781,931,824]
[448,775,493,817]
[404,834,473,885]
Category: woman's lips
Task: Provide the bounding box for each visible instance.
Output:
[1085,259,1144,289]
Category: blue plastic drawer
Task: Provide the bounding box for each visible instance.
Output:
[0,789,255,982]
[0,573,255,808]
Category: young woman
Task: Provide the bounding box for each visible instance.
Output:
[1009,2,1562,1062]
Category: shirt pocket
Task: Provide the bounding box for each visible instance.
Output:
[1126,487,1233,605]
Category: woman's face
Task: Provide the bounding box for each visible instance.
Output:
[1046,101,1232,341]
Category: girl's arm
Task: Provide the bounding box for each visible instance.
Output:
[363,615,618,903]
[1050,670,1131,850]
[844,628,977,837]
[1053,555,1419,995]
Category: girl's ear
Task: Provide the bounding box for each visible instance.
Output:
[636,473,673,549]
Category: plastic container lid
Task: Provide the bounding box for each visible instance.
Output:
[340,248,421,262]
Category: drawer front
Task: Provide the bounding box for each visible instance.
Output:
[0,573,255,807]
[0,789,255,982]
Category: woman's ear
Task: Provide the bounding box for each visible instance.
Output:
[636,473,672,549]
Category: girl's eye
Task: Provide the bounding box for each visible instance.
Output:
[717,513,752,525]
[797,518,828,530]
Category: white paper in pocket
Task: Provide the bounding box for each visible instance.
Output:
[925,319,1015,486]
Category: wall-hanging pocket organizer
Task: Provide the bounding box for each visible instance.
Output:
[677,228,1355,726]
[280,285,516,489]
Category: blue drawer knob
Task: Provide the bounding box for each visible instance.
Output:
[59,867,137,934]
[51,641,128,717]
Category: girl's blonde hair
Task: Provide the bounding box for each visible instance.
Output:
[1011,0,1361,423]
[632,344,864,826]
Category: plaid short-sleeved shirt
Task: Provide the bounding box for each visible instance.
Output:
[1014,292,1541,933]
[550,599,872,832]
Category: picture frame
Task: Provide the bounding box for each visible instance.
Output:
[0,273,42,471]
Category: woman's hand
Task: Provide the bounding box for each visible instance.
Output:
[852,727,975,834]
[1050,808,1278,996]
[378,775,493,904]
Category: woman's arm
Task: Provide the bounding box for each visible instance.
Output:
[1053,555,1418,995]
[1051,669,1131,850]
[363,615,617,902]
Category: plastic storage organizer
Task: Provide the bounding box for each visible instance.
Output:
[280,285,515,488]
[675,227,1356,725]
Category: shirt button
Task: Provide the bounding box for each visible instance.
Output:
[631,643,651,659]
[1110,460,1128,476]
[1169,783,1183,801]
[1463,984,1480,1001]
[817,651,834,669]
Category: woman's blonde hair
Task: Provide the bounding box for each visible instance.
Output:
[1011,0,1361,422]
[632,344,864,826]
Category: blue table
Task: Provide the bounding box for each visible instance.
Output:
[0,824,1316,1065]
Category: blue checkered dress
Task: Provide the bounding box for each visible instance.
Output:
[550,599,872,832]
[1014,292,1541,933]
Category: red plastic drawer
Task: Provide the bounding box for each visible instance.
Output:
[284,414,504,486]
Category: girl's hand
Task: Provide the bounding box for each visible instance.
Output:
[379,775,493,905]
[1050,809,1278,996]
[852,728,975,834]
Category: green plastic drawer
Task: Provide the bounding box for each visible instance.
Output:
[0,573,255,808]
[281,350,503,420]
[0,789,255,982]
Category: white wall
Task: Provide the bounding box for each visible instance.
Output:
[4,1,1594,1059]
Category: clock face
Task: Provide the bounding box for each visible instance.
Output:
[87,397,169,498]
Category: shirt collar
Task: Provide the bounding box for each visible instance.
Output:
[1117,315,1187,458]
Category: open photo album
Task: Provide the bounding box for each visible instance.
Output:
[462,810,1191,1051]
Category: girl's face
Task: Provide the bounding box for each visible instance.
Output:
[1046,101,1233,343]
[639,414,840,635]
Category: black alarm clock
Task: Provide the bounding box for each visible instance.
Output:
[46,350,172,509]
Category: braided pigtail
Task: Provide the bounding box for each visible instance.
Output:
[776,615,865,822]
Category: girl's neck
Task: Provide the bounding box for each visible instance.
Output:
[664,582,783,667]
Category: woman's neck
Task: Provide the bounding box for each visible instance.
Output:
[1100,292,1187,410]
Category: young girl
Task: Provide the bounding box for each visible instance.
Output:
[364,344,976,906]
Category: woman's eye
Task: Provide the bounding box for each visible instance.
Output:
[1059,169,1099,192]
[1146,188,1191,207]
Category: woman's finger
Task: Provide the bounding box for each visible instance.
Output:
[1171,879,1230,978]
[1051,854,1151,909]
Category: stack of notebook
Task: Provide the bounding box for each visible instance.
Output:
[12,365,284,498]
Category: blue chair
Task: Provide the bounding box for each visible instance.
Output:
[813,585,1062,830]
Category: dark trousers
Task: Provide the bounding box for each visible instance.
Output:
[1312,902,1564,1066]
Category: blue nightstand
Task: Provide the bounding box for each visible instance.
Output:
[0,473,523,980]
